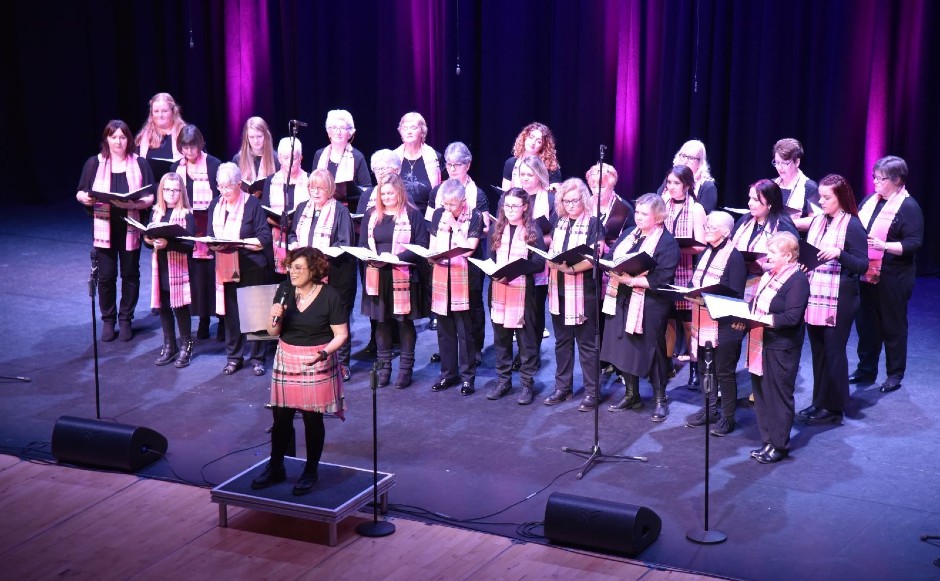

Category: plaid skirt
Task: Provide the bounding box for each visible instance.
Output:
[271,339,346,419]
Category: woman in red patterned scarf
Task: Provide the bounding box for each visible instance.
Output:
[289,169,357,381]
[851,156,924,394]
[661,165,706,386]
[360,173,430,388]
[795,175,868,425]
[500,122,563,191]
[602,194,679,422]
[311,110,373,211]
[542,179,601,411]
[170,125,223,341]
[486,188,547,405]
[232,116,278,198]
[207,163,272,376]
[145,173,196,367]
[252,247,348,496]
[735,232,809,464]
[135,92,186,178]
[76,120,156,342]
[262,137,310,280]
[427,179,484,396]
[683,211,747,435]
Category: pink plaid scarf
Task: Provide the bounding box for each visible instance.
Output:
[666,196,694,311]
[269,169,309,274]
[747,262,799,376]
[149,207,192,309]
[365,210,413,315]
[317,143,355,184]
[601,225,664,334]
[548,213,591,325]
[805,212,849,326]
[91,154,143,250]
[211,192,248,315]
[690,241,736,351]
[431,207,472,315]
[490,223,529,329]
[295,198,338,250]
[858,188,909,284]
[177,153,213,259]
[394,144,441,187]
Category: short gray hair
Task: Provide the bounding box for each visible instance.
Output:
[371,149,401,172]
[277,137,302,157]
[216,162,242,186]
[438,178,466,201]
[444,142,472,165]
[325,109,355,136]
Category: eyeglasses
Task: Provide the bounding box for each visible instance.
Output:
[289,265,310,273]
[771,160,792,168]
[445,162,467,170]
[163,188,181,194]
[503,203,525,210]
[872,175,890,183]
[678,153,701,162]
[562,198,583,206]
[218,184,238,191]
[326,125,348,132]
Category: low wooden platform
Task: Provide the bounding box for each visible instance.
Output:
[0,454,722,580]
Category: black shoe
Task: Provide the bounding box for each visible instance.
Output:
[251,462,286,489]
[429,353,441,363]
[806,408,843,425]
[101,323,117,342]
[750,443,772,458]
[429,318,438,331]
[252,363,266,376]
[292,471,319,496]
[486,381,512,400]
[848,371,876,384]
[796,404,817,422]
[460,381,475,396]
[651,400,669,422]
[608,393,641,412]
[118,321,133,342]
[709,417,735,436]
[222,360,243,375]
[543,390,572,406]
[879,377,902,393]
[577,395,598,412]
[431,377,459,392]
[517,383,535,405]
[755,446,788,464]
[684,406,720,427]
[340,365,351,381]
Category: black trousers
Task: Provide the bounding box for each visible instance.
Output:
[436,309,476,383]
[856,275,913,380]
[376,319,416,357]
[470,286,485,355]
[158,287,192,341]
[534,284,548,350]
[808,282,858,411]
[222,282,265,364]
[494,321,538,386]
[271,406,324,471]
[751,346,800,451]
[96,246,140,323]
[696,328,744,403]
[551,294,599,396]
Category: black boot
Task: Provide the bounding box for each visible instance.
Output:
[651,382,669,422]
[608,374,641,411]
[686,364,700,390]
[196,317,210,339]
[175,337,194,368]
[216,316,226,341]
[251,460,286,489]
[394,351,414,389]
[155,338,179,366]
[292,463,319,496]
[710,382,738,436]
[376,351,392,387]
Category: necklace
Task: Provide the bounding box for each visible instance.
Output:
[296,284,319,305]
[405,157,418,176]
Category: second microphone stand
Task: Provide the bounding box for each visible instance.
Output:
[562,146,647,478]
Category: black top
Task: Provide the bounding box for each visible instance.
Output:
[606,227,680,303]
[550,215,601,294]
[656,179,718,214]
[359,206,430,264]
[311,146,373,189]
[780,178,820,217]
[429,208,485,242]
[759,269,810,350]
[275,280,348,346]
[696,239,748,299]
[859,194,924,273]
[78,156,157,250]
[501,156,563,185]
[206,194,273,278]
[148,134,175,160]
[169,154,223,210]
[289,200,356,249]
[730,212,799,246]
[601,195,635,243]
[401,149,443,214]
[488,224,548,278]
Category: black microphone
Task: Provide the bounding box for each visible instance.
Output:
[702,341,715,394]
[272,289,288,326]
[599,144,606,159]
[289,119,308,127]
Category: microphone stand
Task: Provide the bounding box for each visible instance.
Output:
[562,145,646,478]
[89,249,102,420]
[686,341,727,544]
[357,361,395,537]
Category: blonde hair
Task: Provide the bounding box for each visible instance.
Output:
[136,92,186,150]
[236,117,277,181]
[154,172,191,218]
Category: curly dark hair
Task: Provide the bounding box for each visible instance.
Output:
[285,247,330,283]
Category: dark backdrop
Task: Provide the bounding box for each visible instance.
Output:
[4,0,936,273]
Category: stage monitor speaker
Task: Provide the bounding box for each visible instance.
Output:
[51,416,168,472]
[544,492,661,557]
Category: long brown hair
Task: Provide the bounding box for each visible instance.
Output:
[492,188,540,250]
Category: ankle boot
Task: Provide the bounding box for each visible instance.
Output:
[517,381,535,405]
[651,382,669,422]
[710,383,737,435]
[216,316,226,341]
[608,374,641,411]
[155,338,179,366]
[394,351,414,389]
[251,459,286,489]
[175,337,194,368]
[376,351,392,387]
